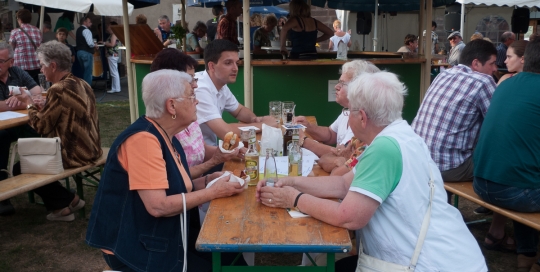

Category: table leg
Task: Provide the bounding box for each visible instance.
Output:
[212,252,222,272]
[326,253,335,272]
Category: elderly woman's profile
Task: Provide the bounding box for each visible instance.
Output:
[257,71,488,271]
[86,69,245,271]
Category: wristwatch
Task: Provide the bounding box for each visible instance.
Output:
[26,104,34,110]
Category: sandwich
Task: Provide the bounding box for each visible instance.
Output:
[222,131,238,150]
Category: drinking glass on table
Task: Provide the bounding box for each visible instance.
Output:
[269,101,282,125]
[282,101,295,125]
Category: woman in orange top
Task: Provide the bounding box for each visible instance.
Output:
[86,70,245,272]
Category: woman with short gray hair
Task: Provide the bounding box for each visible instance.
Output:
[87,69,245,271]
[258,71,487,271]
[12,40,102,222]
[295,60,380,176]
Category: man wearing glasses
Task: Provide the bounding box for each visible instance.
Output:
[447,31,465,66]
[0,41,41,215]
[496,31,516,69]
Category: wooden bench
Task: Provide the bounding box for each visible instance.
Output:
[0,147,109,218]
[445,181,540,231]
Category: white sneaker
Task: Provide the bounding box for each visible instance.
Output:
[107,90,116,93]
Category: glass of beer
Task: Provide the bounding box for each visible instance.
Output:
[269,101,282,125]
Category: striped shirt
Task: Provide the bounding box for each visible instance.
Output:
[9,24,41,70]
[496,43,507,69]
[411,65,496,171]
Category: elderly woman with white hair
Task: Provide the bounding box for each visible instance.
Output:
[12,40,101,221]
[296,60,379,174]
[257,72,487,271]
[86,70,245,272]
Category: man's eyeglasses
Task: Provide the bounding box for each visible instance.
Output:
[337,80,349,88]
[176,94,197,103]
[342,108,360,116]
[0,58,12,64]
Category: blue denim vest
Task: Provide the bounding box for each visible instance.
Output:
[86,116,193,272]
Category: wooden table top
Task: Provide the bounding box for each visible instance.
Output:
[196,116,352,253]
[0,110,28,130]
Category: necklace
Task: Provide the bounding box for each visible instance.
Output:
[152,119,182,163]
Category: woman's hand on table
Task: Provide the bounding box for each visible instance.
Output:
[208,174,245,199]
[258,183,300,208]
[236,147,248,159]
[332,144,348,157]
[317,153,346,173]
[255,177,295,200]
[294,116,311,130]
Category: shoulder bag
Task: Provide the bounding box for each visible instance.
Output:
[8,137,64,176]
[356,167,435,272]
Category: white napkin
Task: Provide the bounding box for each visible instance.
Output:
[205,171,249,189]
[287,207,311,218]
[217,140,244,154]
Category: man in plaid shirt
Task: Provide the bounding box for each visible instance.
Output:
[9,9,41,84]
[412,39,497,183]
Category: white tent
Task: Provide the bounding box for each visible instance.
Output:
[456,0,540,6]
[15,0,134,16]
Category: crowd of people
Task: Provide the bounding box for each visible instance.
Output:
[1,3,540,272]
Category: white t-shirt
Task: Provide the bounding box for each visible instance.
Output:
[195,70,240,146]
[350,120,487,271]
[329,113,354,145]
[329,33,350,51]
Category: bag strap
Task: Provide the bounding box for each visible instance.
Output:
[408,166,435,271]
[19,27,37,50]
[180,193,187,272]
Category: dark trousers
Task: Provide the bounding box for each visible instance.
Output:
[0,125,38,180]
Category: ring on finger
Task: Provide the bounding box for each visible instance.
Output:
[269,199,272,203]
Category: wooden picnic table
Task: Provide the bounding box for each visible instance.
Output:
[196,116,352,272]
[0,110,28,130]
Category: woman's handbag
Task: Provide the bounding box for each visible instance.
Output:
[356,168,435,272]
[8,137,64,175]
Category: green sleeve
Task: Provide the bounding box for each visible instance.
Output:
[350,136,402,203]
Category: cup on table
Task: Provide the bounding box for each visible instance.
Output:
[282,101,295,125]
[269,101,282,125]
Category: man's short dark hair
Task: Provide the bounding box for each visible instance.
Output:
[204,39,239,70]
[80,15,91,25]
[43,21,51,30]
[523,39,540,74]
[212,5,224,17]
[459,39,497,66]
[432,21,437,28]
[150,48,199,73]
[404,34,417,45]
[56,27,68,35]
[225,0,239,9]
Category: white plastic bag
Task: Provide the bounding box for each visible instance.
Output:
[260,124,282,155]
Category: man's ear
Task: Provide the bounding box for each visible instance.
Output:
[207,61,215,73]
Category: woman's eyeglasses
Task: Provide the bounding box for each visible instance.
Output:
[336,80,348,88]
[176,94,197,103]
[342,108,360,116]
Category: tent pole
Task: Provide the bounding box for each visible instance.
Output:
[122,0,136,123]
[243,0,252,109]
[418,0,424,54]
[39,6,44,32]
[182,0,186,52]
[422,0,433,102]
[460,2,465,37]
[373,0,378,51]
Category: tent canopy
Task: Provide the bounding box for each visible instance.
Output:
[15,0,134,16]
[250,6,288,16]
[456,0,539,7]
[188,0,289,7]
[310,0,455,12]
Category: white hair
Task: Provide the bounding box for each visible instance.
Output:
[347,72,407,127]
[142,70,192,118]
[341,60,380,79]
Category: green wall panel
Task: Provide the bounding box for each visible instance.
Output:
[134,62,421,126]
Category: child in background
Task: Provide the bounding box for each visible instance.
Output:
[56,27,76,63]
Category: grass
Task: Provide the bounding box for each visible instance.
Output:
[0,100,521,271]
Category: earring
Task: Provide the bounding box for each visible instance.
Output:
[172,114,176,120]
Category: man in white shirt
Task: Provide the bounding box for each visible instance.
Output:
[195,39,276,146]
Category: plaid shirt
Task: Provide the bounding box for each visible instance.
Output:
[9,24,41,71]
[217,16,239,45]
[412,65,496,171]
